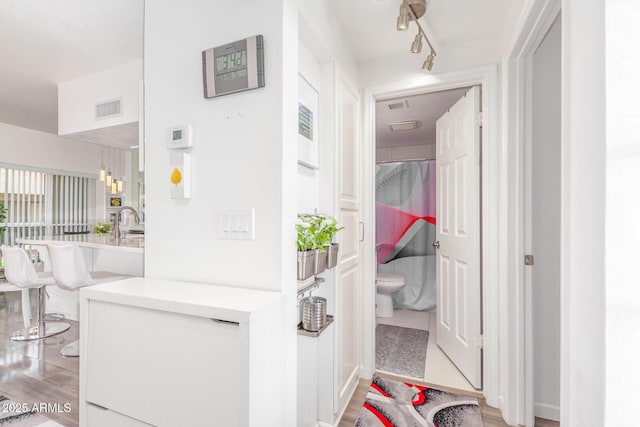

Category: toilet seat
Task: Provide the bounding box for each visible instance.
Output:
[376,273,405,285]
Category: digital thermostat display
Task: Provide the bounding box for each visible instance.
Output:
[202,35,264,98]
[172,129,183,140]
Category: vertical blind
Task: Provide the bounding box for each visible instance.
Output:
[0,166,95,245]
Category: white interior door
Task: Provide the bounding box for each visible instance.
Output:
[335,79,361,416]
[435,86,482,389]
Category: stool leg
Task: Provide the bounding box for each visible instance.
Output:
[20,290,30,329]
[10,287,71,341]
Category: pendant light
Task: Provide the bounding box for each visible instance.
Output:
[106,148,113,187]
[111,179,117,195]
[117,149,124,193]
[99,146,106,182]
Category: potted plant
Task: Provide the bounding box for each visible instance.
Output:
[311,214,343,269]
[94,222,113,234]
[296,214,343,280]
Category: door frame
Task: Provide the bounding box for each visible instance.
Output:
[361,64,500,406]
[505,0,561,425]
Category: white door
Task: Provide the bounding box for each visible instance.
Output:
[335,79,361,415]
[435,86,482,389]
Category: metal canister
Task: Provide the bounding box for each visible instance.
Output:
[302,296,327,332]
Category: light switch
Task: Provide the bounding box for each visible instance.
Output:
[219,208,254,240]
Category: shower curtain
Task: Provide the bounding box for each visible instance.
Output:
[376,160,436,311]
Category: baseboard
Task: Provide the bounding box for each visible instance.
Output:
[534,402,560,422]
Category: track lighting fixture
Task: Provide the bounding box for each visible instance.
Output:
[395,0,437,72]
[396,2,410,30]
[410,33,423,53]
[422,54,435,71]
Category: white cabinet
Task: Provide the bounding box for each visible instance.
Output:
[79,278,286,427]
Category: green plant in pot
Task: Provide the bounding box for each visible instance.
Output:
[94,222,113,234]
[296,214,343,280]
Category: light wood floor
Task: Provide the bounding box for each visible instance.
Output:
[338,372,560,427]
[0,291,79,427]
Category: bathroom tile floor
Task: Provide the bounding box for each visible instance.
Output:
[377,309,476,393]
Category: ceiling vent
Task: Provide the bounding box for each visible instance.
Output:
[389,120,418,131]
[95,99,122,120]
[387,100,409,110]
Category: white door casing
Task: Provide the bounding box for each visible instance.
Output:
[335,78,361,416]
[435,86,482,389]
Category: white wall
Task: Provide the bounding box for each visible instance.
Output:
[605,1,640,425]
[531,17,560,421]
[143,0,298,424]
[561,0,606,425]
[58,60,142,135]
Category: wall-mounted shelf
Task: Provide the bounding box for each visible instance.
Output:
[297,315,333,337]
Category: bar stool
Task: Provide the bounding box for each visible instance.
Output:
[1,245,71,341]
[0,284,31,330]
[47,243,129,357]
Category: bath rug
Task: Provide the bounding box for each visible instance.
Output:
[0,396,64,426]
[355,375,483,427]
[376,324,428,379]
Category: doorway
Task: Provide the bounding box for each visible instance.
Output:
[361,66,500,407]
[372,86,480,393]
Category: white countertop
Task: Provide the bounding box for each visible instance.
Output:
[80,277,283,324]
[16,233,144,254]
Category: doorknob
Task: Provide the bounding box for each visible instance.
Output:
[433,241,440,249]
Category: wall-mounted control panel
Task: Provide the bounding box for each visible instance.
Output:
[167,125,193,149]
[219,208,255,240]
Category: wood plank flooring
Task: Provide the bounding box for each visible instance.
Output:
[0,290,559,427]
[338,372,560,427]
[0,290,79,426]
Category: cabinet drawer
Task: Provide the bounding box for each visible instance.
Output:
[86,300,249,426]
[87,404,152,427]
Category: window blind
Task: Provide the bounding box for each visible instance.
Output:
[0,166,95,245]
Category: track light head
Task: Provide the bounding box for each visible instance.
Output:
[422,54,435,71]
[410,33,423,53]
[396,3,410,30]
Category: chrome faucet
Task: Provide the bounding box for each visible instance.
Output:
[113,206,140,240]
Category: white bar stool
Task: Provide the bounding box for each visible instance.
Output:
[1,245,71,341]
[47,243,130,357]
[0,283,31,330]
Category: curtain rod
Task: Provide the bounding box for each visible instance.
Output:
[376,158,435,164]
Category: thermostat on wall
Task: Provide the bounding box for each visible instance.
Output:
[202,34,265,98]
[167,125,192,149]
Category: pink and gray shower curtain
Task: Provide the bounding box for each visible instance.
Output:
[376,160,436,311]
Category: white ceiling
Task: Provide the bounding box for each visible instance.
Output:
[0,0,524,151]
[328,0,525,63]
[0,0,143,138]
[375,87,470,148]
[329,0,526,149]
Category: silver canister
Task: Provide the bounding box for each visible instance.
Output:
[302,296,327,332]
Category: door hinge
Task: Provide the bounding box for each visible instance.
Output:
[475,112,483,127]
[524,254,534,266]
[477,334,485,349]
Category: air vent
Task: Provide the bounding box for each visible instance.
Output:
[389,120,418,131]
[95,99,122,119]
[387,100,409,110]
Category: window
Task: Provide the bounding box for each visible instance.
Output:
[0,165,96,245]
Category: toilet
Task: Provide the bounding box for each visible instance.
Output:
[375,273,406,318]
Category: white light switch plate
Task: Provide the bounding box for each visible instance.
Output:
[219,208,254,240]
